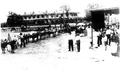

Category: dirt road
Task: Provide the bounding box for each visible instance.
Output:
[0,32,120,83]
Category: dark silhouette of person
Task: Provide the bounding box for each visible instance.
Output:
[19,33,26,48]
[1,39,8,54]
[97,31,102,47]
[75,35,81,52]
[106,28,112,46]
[9,40,16,53]
[68,33,74,51]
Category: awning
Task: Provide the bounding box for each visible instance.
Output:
[90,7,119,14]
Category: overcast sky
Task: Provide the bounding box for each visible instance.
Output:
[0,0,120,23]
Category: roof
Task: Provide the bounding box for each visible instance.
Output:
[90,7,119,14]
[22,12,79,16]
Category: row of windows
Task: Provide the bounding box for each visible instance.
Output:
[23,13,77,20]
[23,18,79,25]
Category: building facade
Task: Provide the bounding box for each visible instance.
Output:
[21,12,81,26]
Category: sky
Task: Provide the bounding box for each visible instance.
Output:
[0,0,120,23]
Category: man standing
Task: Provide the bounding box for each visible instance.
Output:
[19,33,26,48]
[68,32,74,51]
[9,39,16,53]
[102,34,107,51]
[97,31,102,47]
[23,34,27,44]
[75,35,81,52]
[106,28,112,46]
[1,39,8,54]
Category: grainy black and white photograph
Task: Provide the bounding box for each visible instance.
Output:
[0,0,120,83]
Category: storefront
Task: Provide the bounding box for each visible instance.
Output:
[90,7,119,50]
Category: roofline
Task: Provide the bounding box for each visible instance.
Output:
[89,7,119,14]
[21,12,79,16]
[89,7,119,11]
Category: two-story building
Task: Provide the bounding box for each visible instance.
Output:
[21,12,81,27]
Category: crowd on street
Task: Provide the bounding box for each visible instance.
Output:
[95,25,120,51]
[0,24,72,54]
[68,24,120,56]
[1,24,120,56]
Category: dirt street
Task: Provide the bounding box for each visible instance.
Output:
[0,32,120,83]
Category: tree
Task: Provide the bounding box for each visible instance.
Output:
[60,5,71,28]
[60,4,71,18]
[7,12,23,27]
[84,3,102,21]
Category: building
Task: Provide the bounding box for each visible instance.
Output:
[90,7,119,31]
[21,12,82,27]
[89,7,119,48]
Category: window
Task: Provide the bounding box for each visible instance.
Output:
[56,14,58,17]
[46,15,48,18]
[28,16,31,19]
[24,16,27,19]
[41,15,44,18]
[37,15,40,18]
[51,15,53,18]
[33,15,35,18]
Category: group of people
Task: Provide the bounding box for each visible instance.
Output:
[1,32,31,54]
[1,26,71,54]
[1,24,119,54]
[68,31,81,52]
[96,26,119,50]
